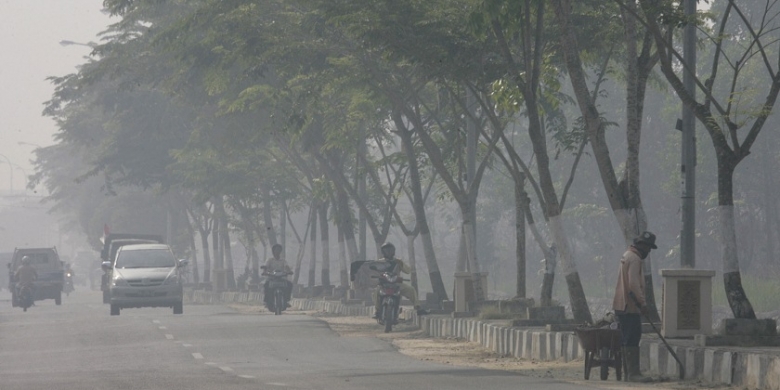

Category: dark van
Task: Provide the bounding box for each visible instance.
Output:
[8,247,64,306]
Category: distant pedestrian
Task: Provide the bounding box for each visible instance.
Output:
[612,231,656,382]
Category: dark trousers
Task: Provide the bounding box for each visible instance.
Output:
[616,312,642,347]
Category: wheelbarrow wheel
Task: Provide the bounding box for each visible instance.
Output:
[599,347,610,380]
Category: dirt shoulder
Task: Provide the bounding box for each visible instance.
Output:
[229,303,732,389]
[310,313,734,390]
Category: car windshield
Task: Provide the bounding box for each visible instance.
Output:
[115,249,175,269]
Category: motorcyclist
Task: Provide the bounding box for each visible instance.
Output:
[373,242,428,318]
[15,256,38,300]
[62,262,75,292]
[263,244,293,308]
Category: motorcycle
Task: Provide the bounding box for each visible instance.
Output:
[371,265,403,333]
[16,284,34,312]
[63,271,75,296]
[262,267,291,315]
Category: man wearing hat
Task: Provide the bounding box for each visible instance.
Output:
[612,231,656,382]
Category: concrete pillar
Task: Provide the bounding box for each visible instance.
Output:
[660,269,715,337]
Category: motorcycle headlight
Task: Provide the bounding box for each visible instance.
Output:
[112,276,129,287]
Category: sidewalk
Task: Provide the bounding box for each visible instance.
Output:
[186,290,780,389]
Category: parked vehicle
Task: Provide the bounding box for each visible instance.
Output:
[8,247,63,306]
[105,243,187,316]
[0,252,11,291]
[262,267,292,315]
[371,264,403,333]
[100,234,164,303]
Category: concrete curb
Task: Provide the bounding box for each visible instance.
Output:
[185,291,779,389]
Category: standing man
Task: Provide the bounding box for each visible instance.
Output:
[613,231,656,382]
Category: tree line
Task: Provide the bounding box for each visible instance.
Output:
[29,0,780,323]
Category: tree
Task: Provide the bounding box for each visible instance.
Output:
[553,0,664,321]
[635,0,780,318]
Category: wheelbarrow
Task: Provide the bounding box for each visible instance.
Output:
[574,326,623,380]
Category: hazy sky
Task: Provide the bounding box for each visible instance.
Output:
[0,1,111,193]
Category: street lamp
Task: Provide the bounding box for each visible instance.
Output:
[59,40,96,48]
[18,141,43,149]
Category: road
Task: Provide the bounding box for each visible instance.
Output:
[0,289,610,390]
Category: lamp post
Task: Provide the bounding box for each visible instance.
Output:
[18,141,42,149]
[14,165,28,194]
[0,154,13,194]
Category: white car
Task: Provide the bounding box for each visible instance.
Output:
[105,244,187,316]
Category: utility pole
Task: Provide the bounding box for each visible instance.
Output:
[680,0,697,269]
[358,136,367,259]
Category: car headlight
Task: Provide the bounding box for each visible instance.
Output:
[112,276,129,287]
[163,275,180,285]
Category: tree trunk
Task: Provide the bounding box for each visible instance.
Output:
[184,212,200,284]
[338,226,348,287]
[263,187,277,246]
[221,225,236,290]
[293,205,314,287]
[308,204,318,289]
[616,0,661,323]
[463,205,484,302]
[406,234,419,294]
[397,124,448,301]
[719,160,756,319]
[199,225,211,284]
[211,208,223,290]
[280,203,287,253]
[319,202,331,287]
[526,207,555,306]
[549,215,592,324]
[514,175,527,298]
[337,188,359,261]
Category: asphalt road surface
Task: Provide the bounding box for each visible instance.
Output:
[1,288,612,390]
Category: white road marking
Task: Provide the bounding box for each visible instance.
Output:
[165,334,174,340]
[152,320,161,324]
[192,353,203,359]
[205,362,217,366]
[266,383,289,387]
[238,375,255,379]
[159,326,167,330]
[219,366,234,373]
[182,343,193,347]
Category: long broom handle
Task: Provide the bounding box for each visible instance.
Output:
[630,292,685,380]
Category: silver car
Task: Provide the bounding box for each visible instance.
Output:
[106,244,187,316]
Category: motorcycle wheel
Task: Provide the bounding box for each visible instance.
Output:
[383,305,393,333]
[22,290,32,311]
[55,292,62,306]
[274,290,283,315]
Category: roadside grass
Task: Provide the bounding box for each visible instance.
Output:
[712,275,780,313]
[478,306,523,320]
